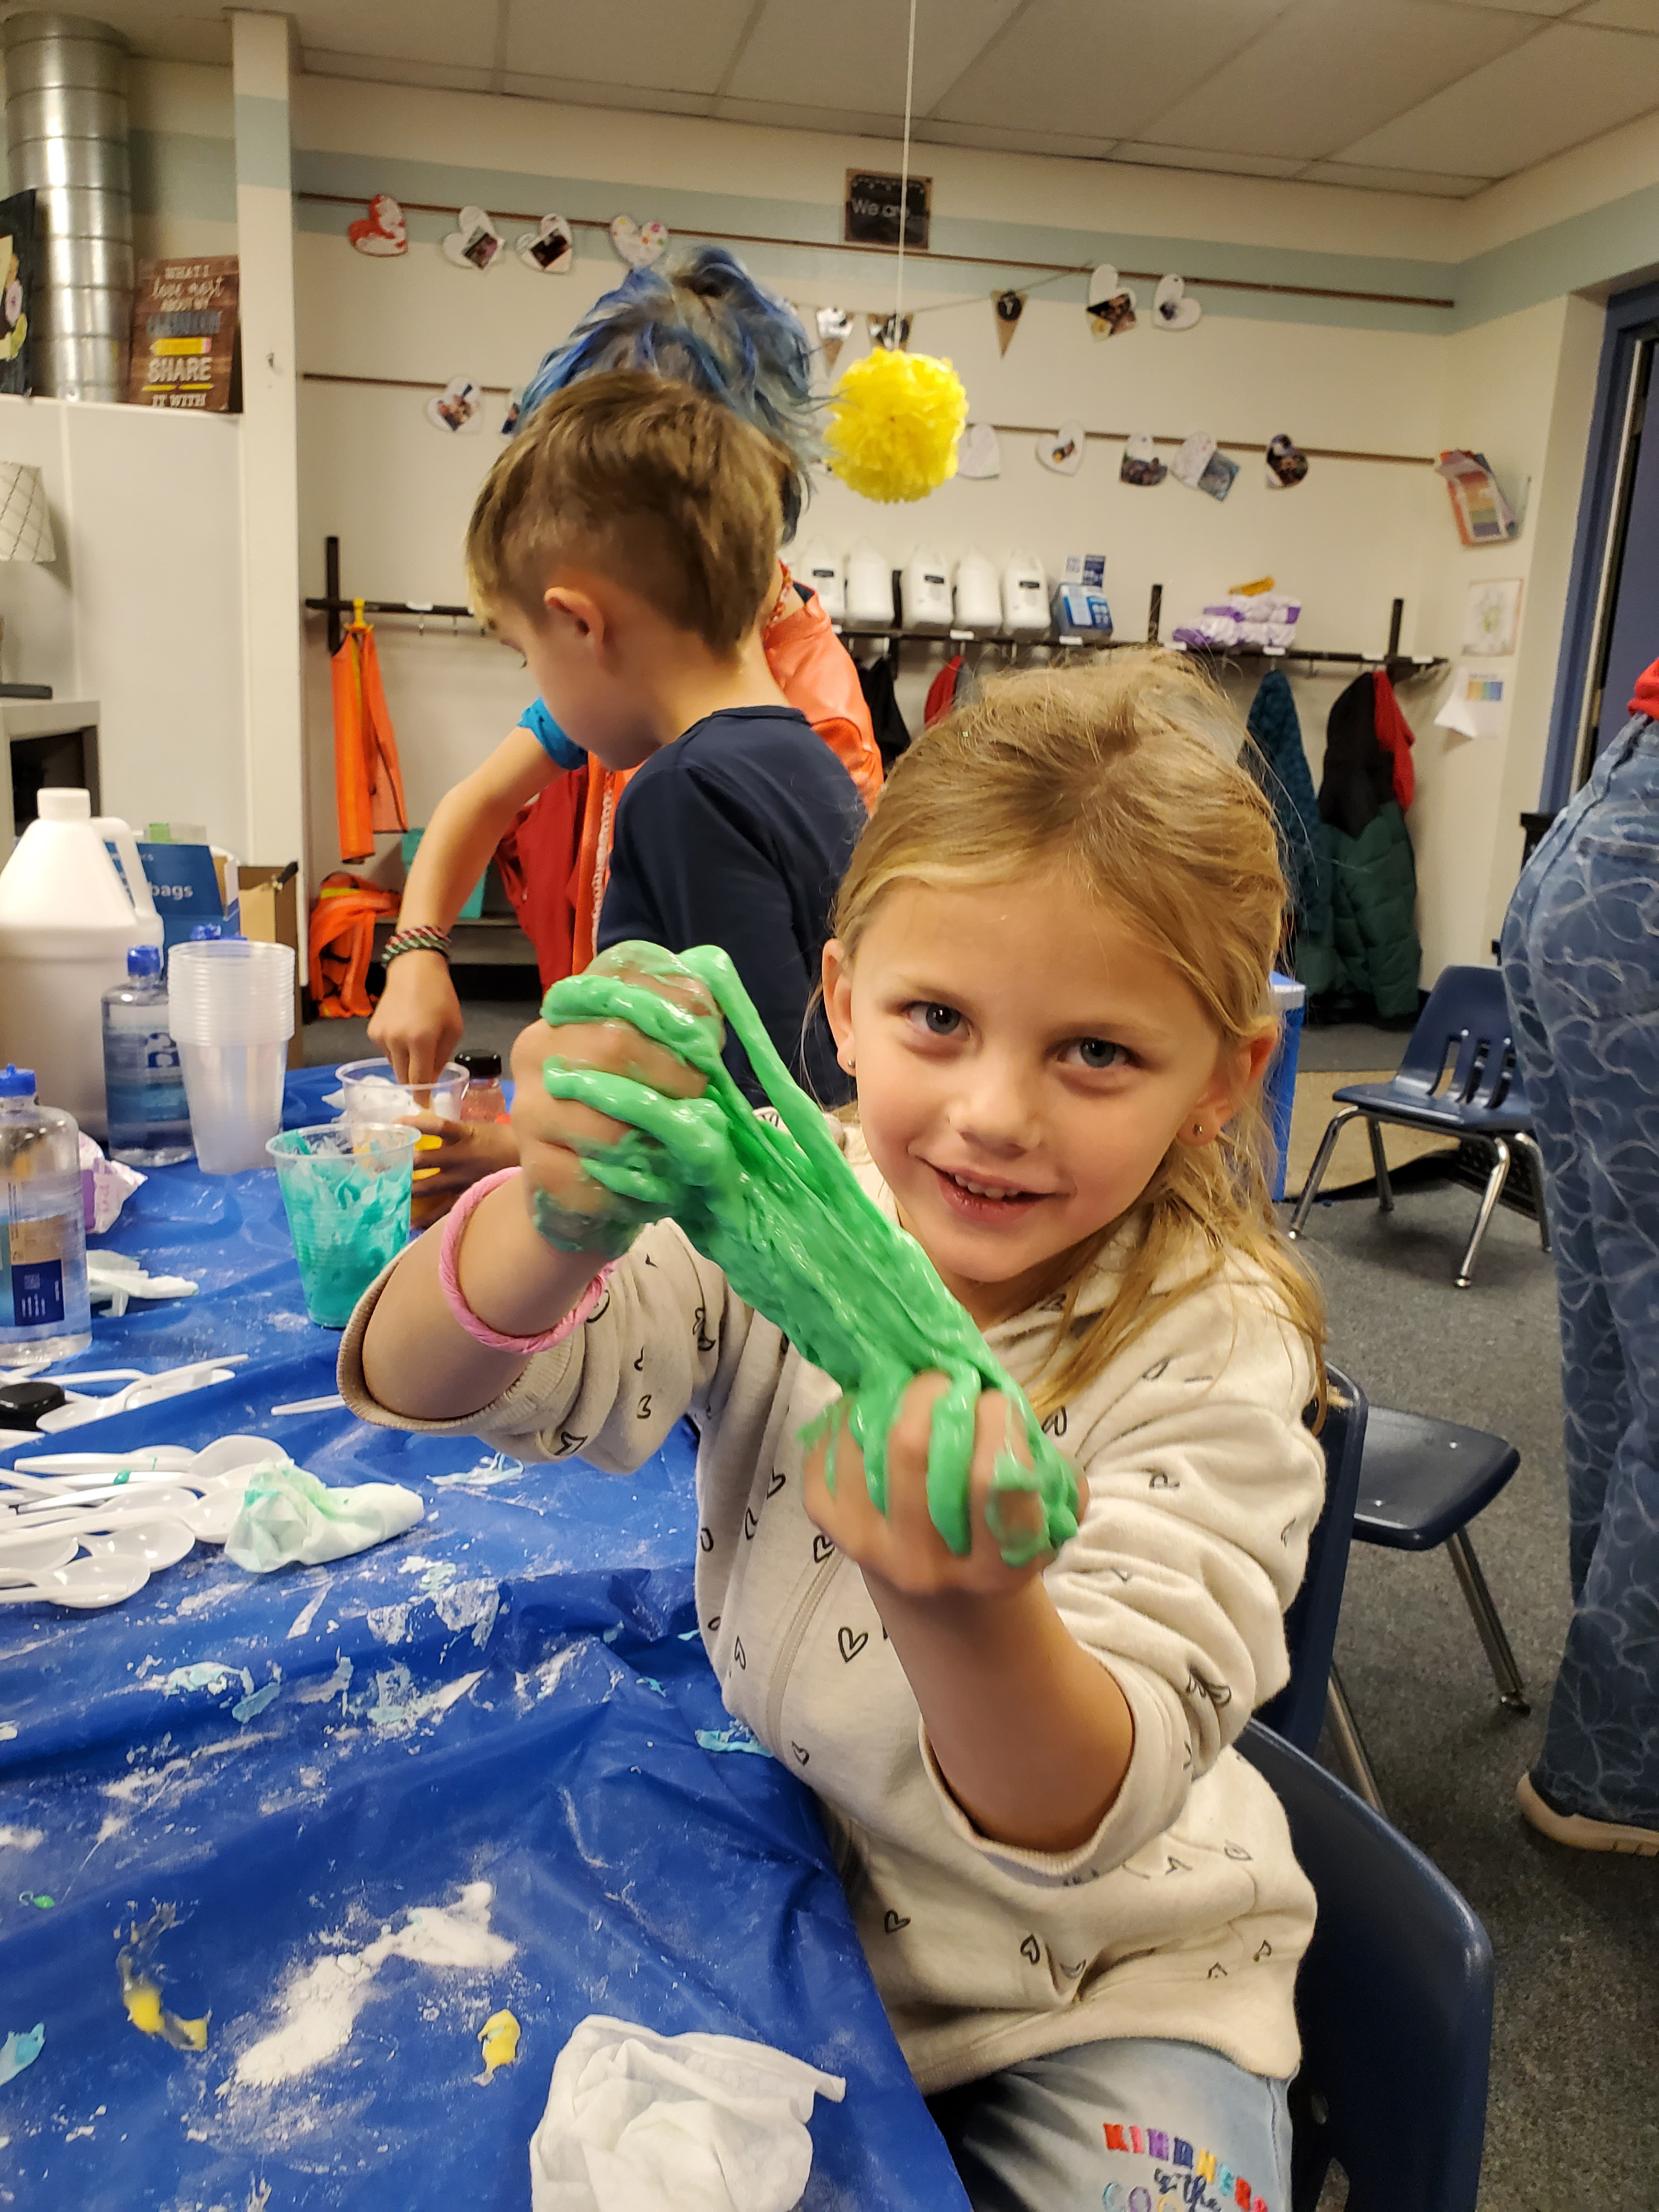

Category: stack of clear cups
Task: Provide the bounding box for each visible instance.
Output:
[165,939,297,1173]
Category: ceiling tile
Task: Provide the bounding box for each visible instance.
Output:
[1435,0,1576,13]
[1335,20,1659,173]
[723,0,1022,112]
[1576,0,1659,28]
[931,0,1293,142]
[504,0,760,97]
[1133,0,1537,161]
[35,0,233,67]
[1300,159,1492,195]
[496,72,715,117]
[1110,142,1309,178]
[293,3,500,70]
[303,52,498,97]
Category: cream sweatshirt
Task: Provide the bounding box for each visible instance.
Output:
[339,1125,1324,2095]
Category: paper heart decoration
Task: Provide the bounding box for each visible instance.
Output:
[517,213,572,273]
[1266,431,1309,489]
[1153,273,1201,331]
[816,305,852,371]
[1171,431,1218,489]
[426,376,484,435]
[1120,431,1166,487]
[442,207,503,271]
[348,192,406,257]
[500,388,524,437]
[957,421,1001,479]
[1037,419,1086,476]
[611,216,668,268]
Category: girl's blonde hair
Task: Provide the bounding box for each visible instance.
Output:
[831,651,1326,1419]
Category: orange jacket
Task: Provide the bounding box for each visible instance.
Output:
[563,572,882,971]
[332,614,409,865]
[308,871,400,1019]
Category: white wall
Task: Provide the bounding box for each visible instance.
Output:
[0,396,248,853]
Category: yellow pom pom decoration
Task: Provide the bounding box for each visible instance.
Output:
[825,347,969,504]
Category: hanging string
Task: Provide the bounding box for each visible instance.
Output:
[894,0,918,321]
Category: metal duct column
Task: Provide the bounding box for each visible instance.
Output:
[1,12,131,401]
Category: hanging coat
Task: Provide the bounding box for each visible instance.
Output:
[308,871,400,1019]
[331,617,408,865]
[1245,669,1327,940]
[1296,670,1422,1021]
[857,653,912,772]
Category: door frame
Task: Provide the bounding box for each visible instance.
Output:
[1541,276,1659,809]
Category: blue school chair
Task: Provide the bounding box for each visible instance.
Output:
[1256,1367,1367,1756]
[1239,1723,1494,2212]
[1285,963,1549,1286]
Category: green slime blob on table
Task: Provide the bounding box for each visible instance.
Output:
[538,942,1080,1568]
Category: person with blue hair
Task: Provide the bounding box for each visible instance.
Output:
[369,250,881,1206]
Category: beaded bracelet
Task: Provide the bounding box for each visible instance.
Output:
[383,925,453,963]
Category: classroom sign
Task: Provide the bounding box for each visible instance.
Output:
[126,257,240,411]
[843,170,930,251]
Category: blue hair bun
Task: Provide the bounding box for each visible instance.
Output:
[517,246,819,535]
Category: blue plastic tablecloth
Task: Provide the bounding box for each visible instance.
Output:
[0,1068,966,2209]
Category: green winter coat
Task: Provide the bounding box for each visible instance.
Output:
[1295,800,1421,1020]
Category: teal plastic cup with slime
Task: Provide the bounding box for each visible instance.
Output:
[267,1122,417,1328]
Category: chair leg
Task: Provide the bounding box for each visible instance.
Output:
[1365,1116,1395,1214]
[1513,1131,1551,1253]
[1444,1527,1530,1716]
[1455,1138,1511,1288]
[1325,1664,1387,1814]
[1286,1108,1362,1241]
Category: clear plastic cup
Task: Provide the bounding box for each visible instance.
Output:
[179,1041,287,1173]
[335,1058,469,1131]
[167,940,296,1173]
[267,1122,417,1328]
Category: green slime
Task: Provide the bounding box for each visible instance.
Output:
[539,942,1079,1567]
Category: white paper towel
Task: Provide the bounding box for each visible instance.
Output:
[529,2015,844,2212]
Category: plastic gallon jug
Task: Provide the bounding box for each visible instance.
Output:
[901,546,952,633]
[953,550,1001,634]
[844,542,895,628]
[0,790,162,1139]
[794,542,844,620]
[1002,549,1049,635]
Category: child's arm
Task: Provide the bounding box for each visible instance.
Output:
[370,729,558,1084]
[804,1283,1323,1864]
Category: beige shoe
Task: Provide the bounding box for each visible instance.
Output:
[1517,1771,1659,1855]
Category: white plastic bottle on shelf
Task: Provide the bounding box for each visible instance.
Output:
[794,542,844,620]
[102,945,193,1166]
[953,550,1001,634]
[843,541,895,628]
[1001,549,1050,634]
[0,1064,92,1365]
[902,546,952,633]
[0,789,163,1139]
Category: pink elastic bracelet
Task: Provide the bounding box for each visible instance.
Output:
[437,1167,614,1353]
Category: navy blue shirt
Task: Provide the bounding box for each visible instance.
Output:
[597,706,865,1105]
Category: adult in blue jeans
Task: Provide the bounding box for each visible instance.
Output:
[1501,660,1659,1854]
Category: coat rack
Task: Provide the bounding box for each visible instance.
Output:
[304,537,475,656]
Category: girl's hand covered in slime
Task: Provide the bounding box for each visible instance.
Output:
[538,941,1080,1569]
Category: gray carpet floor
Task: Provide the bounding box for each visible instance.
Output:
[304,1001,1655,2205]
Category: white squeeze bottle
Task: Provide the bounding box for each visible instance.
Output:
[0,1064,92,1364]
[0,789,163,1139]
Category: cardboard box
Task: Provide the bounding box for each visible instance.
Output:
[238,862,302,1068]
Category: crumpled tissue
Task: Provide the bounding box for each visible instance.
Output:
[529,2015,844,2212]
[225,1462,423,1573]
[86,1250,199,1316]
[79,1134,145,1234]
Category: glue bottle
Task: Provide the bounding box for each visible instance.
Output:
[0,1065,92,1365]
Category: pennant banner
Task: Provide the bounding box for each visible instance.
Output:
[992,288,1026,355]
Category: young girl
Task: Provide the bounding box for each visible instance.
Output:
[345,654,1327,2212]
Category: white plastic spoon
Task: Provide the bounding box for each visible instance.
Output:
[0,1555,151,1607]
[82,1519,195,1570]
[0,1531,78,1576]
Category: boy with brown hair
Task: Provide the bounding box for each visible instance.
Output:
[388,369,864,1139]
